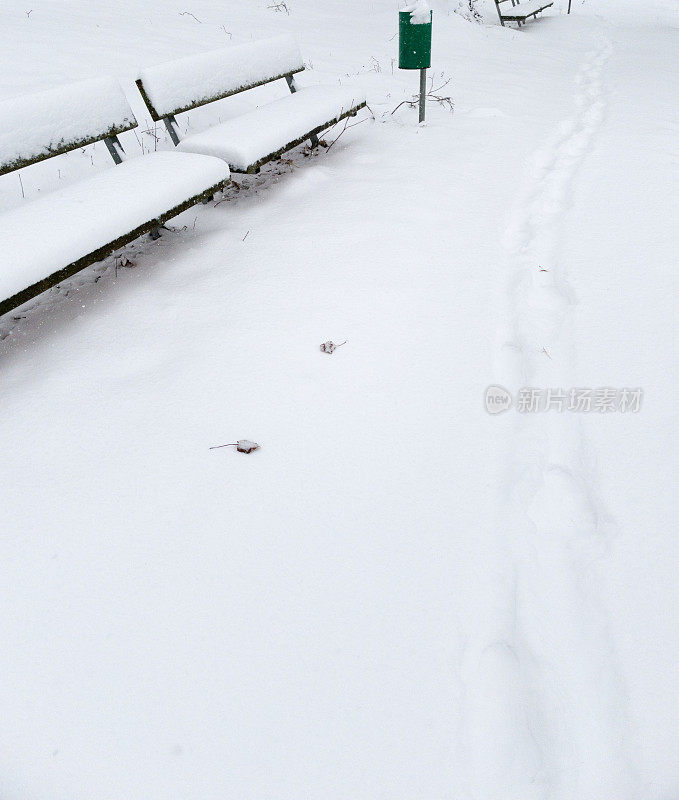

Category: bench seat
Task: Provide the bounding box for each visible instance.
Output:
[0,151,229,314]
[175,85,367,173]
[499,0,553,20]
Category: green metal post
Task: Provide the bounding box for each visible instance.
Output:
[399,9,432,123]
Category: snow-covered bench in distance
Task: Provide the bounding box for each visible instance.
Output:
[0,78,230,318]
[494,0,553,26]
[136,35,368,174]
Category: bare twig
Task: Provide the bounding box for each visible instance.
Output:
[242,230,250,242]
[429,75,452,94]
[391,78,455,116]
[267,1,290,12]
[179,11,202,22]
[142,127,160,142]
[326,115,370,151]
[466,0,483,23]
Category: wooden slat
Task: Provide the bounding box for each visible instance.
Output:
[136,68,305,122]
[0,118,138,177]
[233,101,368,174]
[0,79,139,176]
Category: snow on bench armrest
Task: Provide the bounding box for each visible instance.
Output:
[176,85,367,172]
[0,78,137,176]
[137,35,305,121]
[0,151,229,304]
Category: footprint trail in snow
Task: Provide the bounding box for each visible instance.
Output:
[465,39,641,800]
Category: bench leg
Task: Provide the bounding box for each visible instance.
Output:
[285,74,319,148]
[163,115,181,147]
[104,135,125,165]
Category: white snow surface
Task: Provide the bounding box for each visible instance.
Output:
[177,85,366,170]
[0,151,229,299]
[1,1,679,799]
[139,35,304,118]
[401,0,432,24]
[0,78,135,171]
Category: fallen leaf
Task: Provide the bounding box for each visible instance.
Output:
[320,340,347,354]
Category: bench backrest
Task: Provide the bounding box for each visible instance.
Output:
[136,35,305,122]
[0,78,137,177]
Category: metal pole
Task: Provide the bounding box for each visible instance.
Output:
[567,0,572,12]
[419,67,427,123]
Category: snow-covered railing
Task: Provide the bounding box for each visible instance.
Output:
[0,78,137,176]
[136,35,305,121]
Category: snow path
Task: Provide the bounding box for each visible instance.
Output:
[478,34,641,799]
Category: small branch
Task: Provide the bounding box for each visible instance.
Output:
[326,115,370,152]
[179,11,202,22]
[391,82,454,116]
[429,76,452,94]
[142,127,160,142]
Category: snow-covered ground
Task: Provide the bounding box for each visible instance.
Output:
[1,0,678,798]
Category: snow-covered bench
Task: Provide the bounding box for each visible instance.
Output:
[136,36,367,174]
[0,78,230,318]
[494,0,553,26]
